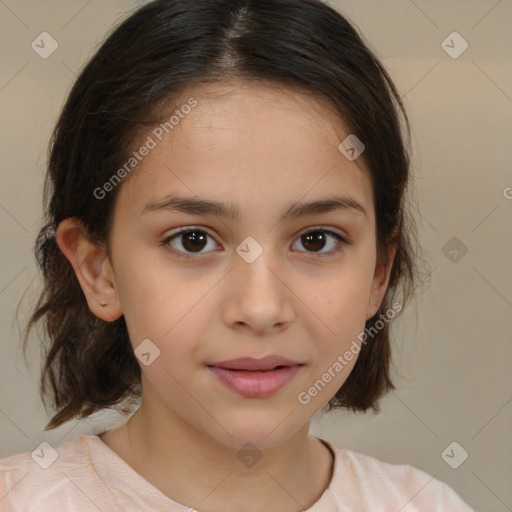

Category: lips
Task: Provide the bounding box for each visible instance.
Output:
[206,355,304,398]
[207,355,302,372]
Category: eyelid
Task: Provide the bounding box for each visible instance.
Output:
[164,225,216,237]
[298,225,350,242]
[163,225,350,243]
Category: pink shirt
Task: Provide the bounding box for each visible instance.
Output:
[0,434,474,511]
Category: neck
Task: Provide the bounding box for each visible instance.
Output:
[100,392,333,511]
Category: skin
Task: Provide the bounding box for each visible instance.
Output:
[57,81,396,512]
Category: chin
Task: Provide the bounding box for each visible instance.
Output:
[200,409,307,451]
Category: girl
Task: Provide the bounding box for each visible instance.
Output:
[0,0,475,510]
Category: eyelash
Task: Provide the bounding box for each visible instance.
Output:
[161,226,349,259]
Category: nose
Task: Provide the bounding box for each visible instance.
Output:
[222,247,295,334]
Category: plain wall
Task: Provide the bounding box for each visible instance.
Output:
[0,1,510,511]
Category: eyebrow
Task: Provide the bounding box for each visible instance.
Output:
[141,194,367,220]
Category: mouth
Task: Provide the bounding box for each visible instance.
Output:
[206,356,304,398]
[215,365,299,372]
[207,355,303,372]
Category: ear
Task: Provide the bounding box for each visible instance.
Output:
[365,240,398,321]
[56,217,123,322]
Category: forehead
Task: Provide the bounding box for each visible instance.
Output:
[113,81,373,225]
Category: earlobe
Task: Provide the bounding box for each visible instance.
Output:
[365,241,398,320]
[56,218,122,322]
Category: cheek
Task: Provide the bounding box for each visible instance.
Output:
[308,268,372,334]
[297,284,369,409]
[302,259,375,378]
[113,250,203,344]
[116,264,212,394]
[127,323,203,417]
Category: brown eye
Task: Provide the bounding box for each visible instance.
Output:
[292,229,347,255]
[163,228,218,256]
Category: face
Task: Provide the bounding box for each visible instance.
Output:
[63,81,395,450]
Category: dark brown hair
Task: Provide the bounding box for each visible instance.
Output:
[18,0,428,430]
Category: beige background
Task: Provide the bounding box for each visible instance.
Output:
[0,1,510,510]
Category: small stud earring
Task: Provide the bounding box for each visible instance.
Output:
[99,300,107,307]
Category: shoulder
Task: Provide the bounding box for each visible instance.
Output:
[324,442,475,511]
[0,435,118,512]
